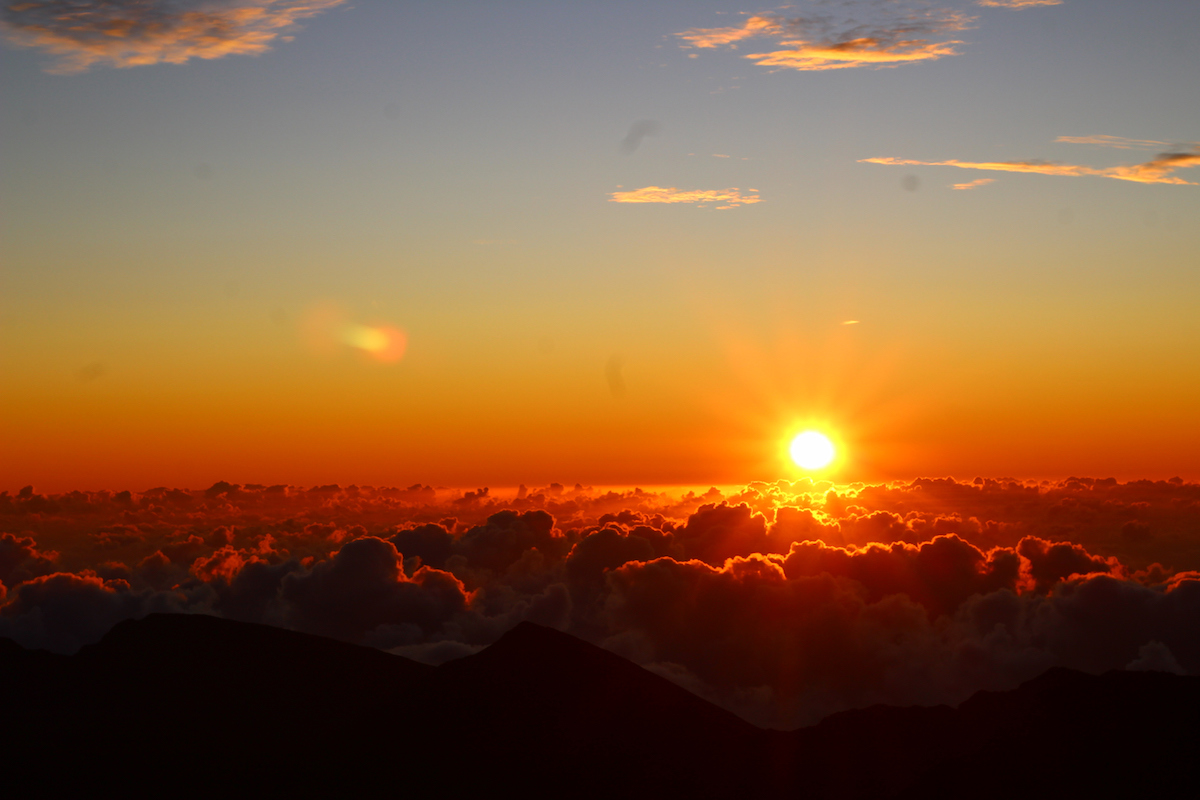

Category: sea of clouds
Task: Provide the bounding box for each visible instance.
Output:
[3,476,1198,727]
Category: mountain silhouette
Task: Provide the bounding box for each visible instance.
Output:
[2,614,1197,797]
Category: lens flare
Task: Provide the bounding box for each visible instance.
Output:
[301,303,408,363]
[340,324,407,363]
[790,431,835,470]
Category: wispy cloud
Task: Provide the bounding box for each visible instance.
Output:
[676,14,782,49]
[609,186,762,209]
[1055,135,1176,150]
[1,0,346,74]
[951,178,995,190]
[862,151,1200,185]
[977,0,1062,8]
[747,38,963,71]
[675,5,974,72]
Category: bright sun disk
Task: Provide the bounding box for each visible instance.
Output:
[790,431,835,470]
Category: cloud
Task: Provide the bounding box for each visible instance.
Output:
[782,534,1020,617]
[5,477,1200,726]
[977,0,1062,8]
[1,0,347,74]
[861,153,1200,185]
[675,14,783,48]
[746,37,963,71]
[1056,135,1173,150]
[280,536,470,641]
[1016,536,1123,593]
[0,532,58,587]
[609,186,761,208]
[619,120,661,155]
[1107,152,1200,185]
[952,178,994,190]
[675,5,973,72]
[0,571,202,653]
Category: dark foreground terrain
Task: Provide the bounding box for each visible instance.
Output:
[3,614,1197,798]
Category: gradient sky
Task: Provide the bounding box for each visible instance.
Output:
[2,0,1198,491]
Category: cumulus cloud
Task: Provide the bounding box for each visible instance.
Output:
[0,0,347,74]
[4,476,1200,726]
[0,532,58,587]
[280,537,470,642]
[0,571,200,652]
[861,152,1200,185]
[675,5,973,72]
[609,186,761,209]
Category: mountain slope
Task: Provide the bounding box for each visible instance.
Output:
[2,614,1198,798]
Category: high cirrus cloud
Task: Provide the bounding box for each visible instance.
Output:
[861,152,1200,185]
[609,186,761,209]
[1054,135,1180,149]
[675,5,973,72]
[0,0,347,73]
[977,0,1061,8]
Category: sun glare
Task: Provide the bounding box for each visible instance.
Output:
[790,431,835,470]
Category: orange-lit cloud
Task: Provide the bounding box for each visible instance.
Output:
[747,37,963,71]
[675,6,973,72]
[977,0,1061,8]
[3,477,1200,726]
[951,178,994,190]
[675,14,782,48]
[862,152,1200,185]
[0,0,346,74]
[609,186,761,209]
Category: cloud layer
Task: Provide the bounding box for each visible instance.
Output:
[3,475,1199,727]
[1,0,346,73]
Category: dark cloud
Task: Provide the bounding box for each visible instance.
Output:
[676,502,772,564]
[619,120,660,155]
[279,536,469,642]
[0,532,58,586]
[0,572,202,653]
[782,534,1020,617]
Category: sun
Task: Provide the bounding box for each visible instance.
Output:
[789,431,836,470]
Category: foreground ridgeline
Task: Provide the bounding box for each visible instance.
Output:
[2,614,1196,798]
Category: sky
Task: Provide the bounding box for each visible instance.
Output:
[2,0,1199,492]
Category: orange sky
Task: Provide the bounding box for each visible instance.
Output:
[2,1,1197,492]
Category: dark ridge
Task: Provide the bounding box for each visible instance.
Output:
[82,611,434,684]
[441,620,754,732]
[2,614,1198,798]
[421,621,761,795]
